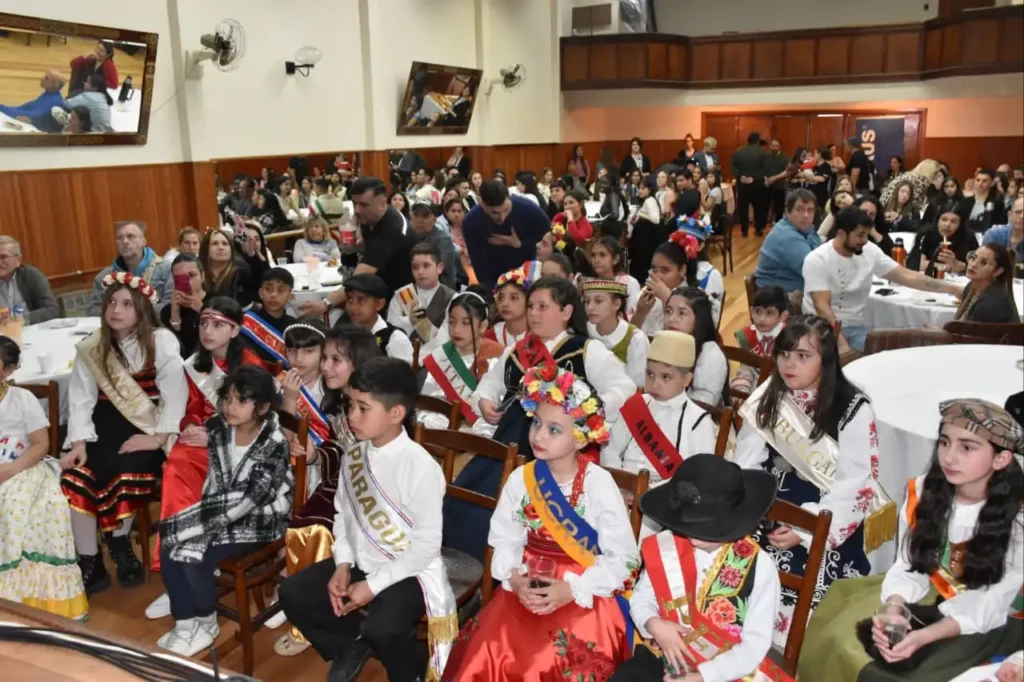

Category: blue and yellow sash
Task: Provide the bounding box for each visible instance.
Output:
[241,310,287,366]
[523,459,637,652]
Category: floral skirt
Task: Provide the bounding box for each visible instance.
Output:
[0,460,87,620]
[443,588,628,682]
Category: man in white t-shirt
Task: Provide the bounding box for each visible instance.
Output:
[802,207,961,353]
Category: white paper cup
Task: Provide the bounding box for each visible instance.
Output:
[37,352,55,375]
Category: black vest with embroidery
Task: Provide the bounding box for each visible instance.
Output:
[374,323,401,350]
[501,334,589,399]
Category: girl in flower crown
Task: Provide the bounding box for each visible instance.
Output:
[61,271,187,595]
[0,336,87,620]
[443,365,641,682]
[482,263,532,349]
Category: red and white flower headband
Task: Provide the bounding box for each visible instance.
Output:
[102,271,159,305]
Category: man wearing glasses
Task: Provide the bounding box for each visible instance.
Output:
[0,235,59,324]
[87,221,173,315]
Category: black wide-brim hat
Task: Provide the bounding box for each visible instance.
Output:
[640,453,777,543]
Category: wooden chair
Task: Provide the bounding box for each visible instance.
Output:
[14,380,60,457]
[715,290,726,331]
[705,204,734,275]
[721,345,774,402]
[414,425,519,608]
[200,411,309,676]
[863,328,953,355]
[415,394,463,430]
[603,466,651,541]
[744,274,758,306]
[693,400,735,457]
[412,336,421,373]
[944,320,1024,346]
[764,500,833,675]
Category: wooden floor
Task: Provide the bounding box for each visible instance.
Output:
[0,31,146,104]
[81,230,766,682]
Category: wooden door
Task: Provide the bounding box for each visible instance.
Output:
[808,114,847,159]
[773,115,810,159]
[737,115,774,149]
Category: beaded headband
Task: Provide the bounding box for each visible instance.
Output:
[283,323,326,339]
[199,309,239,328]
[519,364,609,446]
[579,278,627,297]
[102,271,159,305]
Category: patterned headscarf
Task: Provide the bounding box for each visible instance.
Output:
[939,398,1024,455]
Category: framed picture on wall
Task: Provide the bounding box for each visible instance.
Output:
[397,61,482,136]
[0,11,157,148]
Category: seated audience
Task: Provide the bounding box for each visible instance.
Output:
[0,70,64,120]
[0,235,59,324]
[880,159,942,209]
[0,336,87,620]
[198,229,263,309]
[240,268,296,368]
[62,273,186,594]
[308,178,349,224]
[551,188,593,251]
[409,201,458,289]
[342,274,413,363]
[443,197,474,285]
[922,174,963,226]
[798,399,1023,681]
[157,366,291,656]
[64,73,113,133]
[463,180,550,289]
[161,253,206,357]
[754,189,821,294]
[817,189,855,239]
[482,264,529,348]
[407,167,441,204]
[913,203,974,277]
[662,287,728,406]
[87,221,173,316]
[582,278,649,387]
[292,218,339,264]
[611,455,782,682]
[854,195,895,257]
[965,168,1008,233]
[731,284,787,396]
[951,244,1021,324]
[802,207,961,353]
[732,315,893,651]
[163,227,202,262]
[580,236,641,319]
[883,178,919,234]
[445,366,639,680]
[983,196,1024,263]
[386,242,455,353]
[251,188,292,233]
[280,358,457,682]
[540,252,574,280]
[68,40,118,97]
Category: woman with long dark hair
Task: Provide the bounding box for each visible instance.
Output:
[568,145,590,185]
[923,175,963,226]
[951,244,1020,323]
[854,195,896,257]
[662,287,728,406]
[732,315,891,650]
[799,398,1023,682]
[251,188,292,233]
[198,230,261,308]
[911,203,974,277]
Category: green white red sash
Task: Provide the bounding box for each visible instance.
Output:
[621,393,684,480]
[340,442,457,679]
[640,533,795,681]
[422,341,479,425]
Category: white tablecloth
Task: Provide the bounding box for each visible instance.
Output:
[108,87,141,133]
[865,275,1024,330]
[11,317,101,422]
[844,344,1024,569]
[279,262,343,323]
[0,109,39,133]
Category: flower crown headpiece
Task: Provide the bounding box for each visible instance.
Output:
[519,364,609,445]
[668,229,701,260]
[549,220,568,252]
[102,271,159,305]
[674,214,712,246]
[494,260,543,293]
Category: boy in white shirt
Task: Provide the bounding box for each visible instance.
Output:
[602,331,716,492]
[731,285,787,396]
[279,358,455,682]
[343,274,415,364]
[385,242,454,355]
[610,455,787,682]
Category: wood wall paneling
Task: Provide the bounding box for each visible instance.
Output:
[774,115,811,152]
[921,136,1024,181]
[809,115,847,156]
[753,40,784,80]
[559,6,1023,90]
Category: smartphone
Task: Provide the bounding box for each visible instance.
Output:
[173,273,191,293]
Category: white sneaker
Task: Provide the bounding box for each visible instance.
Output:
[157,618,215,657]
[265,608,288,629]
[145,592,171,620]
[196,612,220,640]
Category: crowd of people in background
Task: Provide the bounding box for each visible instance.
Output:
[0,134,1022,682]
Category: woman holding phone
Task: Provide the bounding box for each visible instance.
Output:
[161,253,206,357]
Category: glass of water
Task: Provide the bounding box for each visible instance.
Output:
[875,602,911,648]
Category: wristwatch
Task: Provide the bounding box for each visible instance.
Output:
[321,297,332,311]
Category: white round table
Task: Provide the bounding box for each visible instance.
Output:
[11,317,101,422]
[864,276,1024,330]
[278,262,344,323]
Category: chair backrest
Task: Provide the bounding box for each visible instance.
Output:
[415,394,463,430]
[864,328,953,355]
[716,290,726,331]
[414,425,518,604]
[603,466,651,541]
[693,399,735,457]
[766,499,833,671]
[276,410,310,517]
[744,274,758,306]
[721,345,775,402]
[411,337,422,373]
[13,380,60,457]
[943,320,1024,346]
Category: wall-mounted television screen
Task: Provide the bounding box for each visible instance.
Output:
[397,61,481,136]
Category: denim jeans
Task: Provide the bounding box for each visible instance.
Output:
[160,541,263,620]
[843,324,870,352]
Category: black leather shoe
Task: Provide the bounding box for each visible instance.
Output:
[327,640,372,682]
[78,553,111,595]
[105,533,144,588]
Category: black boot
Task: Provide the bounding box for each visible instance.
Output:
[78,553,111,595]
[104,533,144,588]
[327,640,371,682]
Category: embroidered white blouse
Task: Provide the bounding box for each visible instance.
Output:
[601,393,716,485]
[489,321,526,349]
[689,341,728,407]
[67,328,187,444]
[331,430,447,596]
[586,319,650,388]
[880,475,1024,636]
[472,331,636,425]
[629,537,781,682]
[385,283,445,354]
[371,315,414,365]
[731,389,880,551]
[489,462,640,608]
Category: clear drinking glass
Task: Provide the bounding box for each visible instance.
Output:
[527,556,556,590]
[875,602,911,648]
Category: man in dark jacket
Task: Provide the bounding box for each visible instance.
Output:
[0,236,60,324]
[731,132,769,237]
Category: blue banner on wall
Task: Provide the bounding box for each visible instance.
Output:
[855,117,906,172]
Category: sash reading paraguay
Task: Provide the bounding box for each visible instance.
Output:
[422,341,481,425]
[621,393,684,480]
